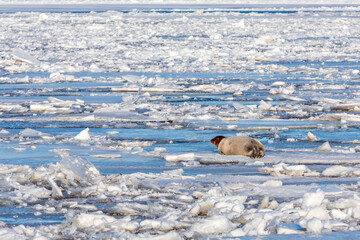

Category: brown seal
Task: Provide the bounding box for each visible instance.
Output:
[210,135,265,158]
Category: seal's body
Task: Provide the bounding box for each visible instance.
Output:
[210,136,265,158]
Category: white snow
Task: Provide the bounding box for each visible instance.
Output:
[163,153,197,162]
[304,217,323,234]
[190,215,236,235]
[321,166,360,177]
[12,48,40,65]
[302,190,325,209]
[73,128,91,141]
[1,3,360,239]
[1,155,360,238]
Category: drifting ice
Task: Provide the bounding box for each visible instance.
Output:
[55,149,101,185]
[74,128,91,141]
[12,48,40,65]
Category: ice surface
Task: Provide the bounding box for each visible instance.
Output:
[191,215,236,235]
[18,128,52,139]
[302,190,324,209]
[55,149,102,185]
[12,49,40,65]
[1,3,360,239]
[46,175,63,198]
[73,128,90,141]
[317,142,332,152]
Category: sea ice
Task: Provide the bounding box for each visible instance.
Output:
[316,142,332,152]
[73,128,90,141]
[330,209,348,220]
[305,207,330,220]
[55,150,101,186]
[163,153,197,162]
[46,175,63,198]
[1,3,360,239]
[18,128,52,139]
[322,166,353,177]
[190,215,236,235]
[302,190,325,209]
[307,132,317,141]
[12,48,40,65]
[259,163,319,177]
[71,213,117,228]
[277,222,303,235]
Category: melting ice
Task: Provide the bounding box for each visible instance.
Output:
[1,2,360,239]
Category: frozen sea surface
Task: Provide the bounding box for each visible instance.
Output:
[1,3,360,239]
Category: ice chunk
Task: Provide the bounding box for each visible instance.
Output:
[18,128,51,138]
[240,217,269,236]
[271,81,286,87]
[259,163,319,177]
[72,213,116,228]
[328,195,360,209]
[110,216,139,232]
[55,150,101,186]
[350,207,360,218]
[73,128,90,141]
[307,132,317,141]
[46,175,63,198]
[284,165,310,176]
[277,223,303,235]
[261,180,282,187]
[189,200,215,217]
[90,154,121,159]
[0,129,10,136]
[106,130,119,135]
[29,104,48,112]
[259,196,269,209]
[232,102,250,111]
[163,153,196,162]
[269,86,295,95]
[140,219,175,231]
[123,75,144,84]
[188,84,221,92]
[258,100,272,111]
[282,95,306,102]
[191,215,236,235]
[302,190,324,209]
[138,231,181,240]
[12,48,40,65]
[316,142,332,152]
[330,209,348,220]
[305,207,329,220]
[322,166,350,177]
[208,196,247,217]
[305,218,323,234]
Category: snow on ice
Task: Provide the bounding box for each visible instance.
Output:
[1,2,360,239]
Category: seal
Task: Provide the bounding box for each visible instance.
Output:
[210,135,265,158]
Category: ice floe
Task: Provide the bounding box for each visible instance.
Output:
[12,49,40,65]
[0,150,360,238]
[1,3,360,239]
[73,128,91,141]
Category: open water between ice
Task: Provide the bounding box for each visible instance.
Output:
[1,3,360,239]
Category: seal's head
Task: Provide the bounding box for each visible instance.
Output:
[210,136,226,147]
